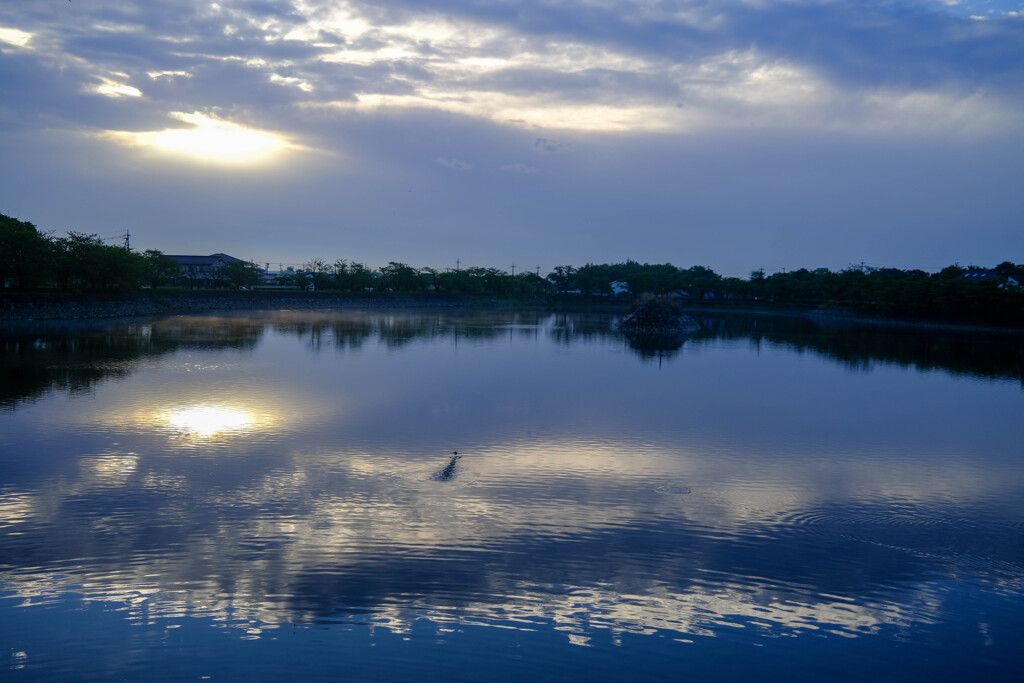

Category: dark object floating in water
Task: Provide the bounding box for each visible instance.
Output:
[433,451,461,481]
[618,299,700,337]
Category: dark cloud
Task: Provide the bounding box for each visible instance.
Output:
[534,138,567,153]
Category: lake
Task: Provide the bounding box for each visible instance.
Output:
[1,309,1023,681]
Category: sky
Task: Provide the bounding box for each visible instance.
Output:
[1,1,1022,277]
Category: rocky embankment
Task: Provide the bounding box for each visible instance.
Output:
[617,299,699,336]
[0,292,501,321]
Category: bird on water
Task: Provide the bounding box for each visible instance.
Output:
[434,451,461,481]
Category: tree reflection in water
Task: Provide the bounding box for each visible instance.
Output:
[5,310,1020,411]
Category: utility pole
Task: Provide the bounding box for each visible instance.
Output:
[510,264,515,277]
[122,231,131,250]
[456,259,461,273]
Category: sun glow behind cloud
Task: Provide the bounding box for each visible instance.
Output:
[0,26,33,48]
[103,111,300,165]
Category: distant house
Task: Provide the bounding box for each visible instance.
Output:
[964,269,1024,290]
[962,270,999,282]
[166,253,245,288]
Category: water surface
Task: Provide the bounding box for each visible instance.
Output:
[2,310,1022,681]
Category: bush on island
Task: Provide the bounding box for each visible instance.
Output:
[617,294,700,336]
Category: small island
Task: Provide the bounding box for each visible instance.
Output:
[617,297,700,337]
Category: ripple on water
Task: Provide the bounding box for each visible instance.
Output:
[654,484,692,495]
[774,501,1024,588]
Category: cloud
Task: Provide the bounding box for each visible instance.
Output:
[92,73,143,98]
[6,2,1024,139]
[435,156,472,171]
[0,1,1021,274]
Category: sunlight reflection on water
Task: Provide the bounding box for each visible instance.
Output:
[165,405,256,437]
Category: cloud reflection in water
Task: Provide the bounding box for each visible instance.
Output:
[0,436,1010,646]
[0,311,1022,674]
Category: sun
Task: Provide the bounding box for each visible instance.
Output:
[105,111,298,165]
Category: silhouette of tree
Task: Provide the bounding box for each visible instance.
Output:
[0,213,53,289]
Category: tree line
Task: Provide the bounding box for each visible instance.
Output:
[3,212,1022,326]
[0,213,259,292]
[248,257,1024,326]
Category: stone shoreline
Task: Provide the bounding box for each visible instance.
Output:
[3,292,1021,336]
[0,292,518,322]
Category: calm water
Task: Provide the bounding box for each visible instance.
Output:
[1,309,1022,681]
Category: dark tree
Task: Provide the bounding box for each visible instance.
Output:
[52,232,148,291]
[547,265,576,294]
[380,261,422,291]
[0,213,53,289]
[219,260,263,288]
[143,249,183,288]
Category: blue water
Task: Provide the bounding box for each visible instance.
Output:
[1,310,1022,681]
